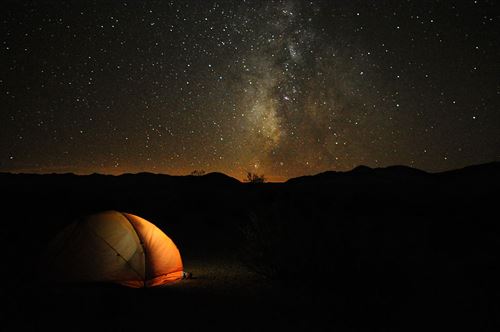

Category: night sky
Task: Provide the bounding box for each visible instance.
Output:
[1,1,499,181]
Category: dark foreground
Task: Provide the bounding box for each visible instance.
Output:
[1,163,499,331]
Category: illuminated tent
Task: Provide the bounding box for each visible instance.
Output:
[43,211,184,287]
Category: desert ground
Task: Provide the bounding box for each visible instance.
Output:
[2,163,499,331]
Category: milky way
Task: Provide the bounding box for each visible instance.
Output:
[1,1,499,181]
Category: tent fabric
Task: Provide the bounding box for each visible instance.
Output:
[43,211,183,287]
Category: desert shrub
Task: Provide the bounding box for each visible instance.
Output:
[190,169,206,176]
[244,172,266,183]
[239,199,326,280]
[239,192,426,288]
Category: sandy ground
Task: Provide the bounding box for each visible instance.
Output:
[2,221,305,331]
[5,258,309,331]
[2,168,498,331]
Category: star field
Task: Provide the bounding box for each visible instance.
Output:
[1,1,499,181]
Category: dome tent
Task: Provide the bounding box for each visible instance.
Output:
[43,211,184,287]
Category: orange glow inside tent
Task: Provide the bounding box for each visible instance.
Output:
[43,211,184,287]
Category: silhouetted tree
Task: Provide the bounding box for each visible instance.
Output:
[190,169,206,176]
[244,172,266,183]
